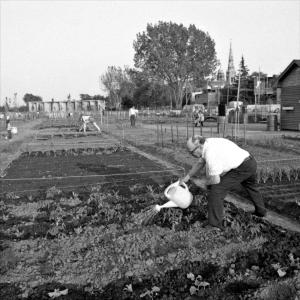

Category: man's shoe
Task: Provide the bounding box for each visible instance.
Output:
[253,210,267,218]
[202,221,224,232]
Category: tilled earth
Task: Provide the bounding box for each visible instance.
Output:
[0,146,174,196]
[1,177,300,299]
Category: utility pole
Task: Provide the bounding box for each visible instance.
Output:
[14,93,18,109]
[258,67,261,105]
[235,73,241,139]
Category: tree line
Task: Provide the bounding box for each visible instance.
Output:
[7,21,273,111]
[101,21,274,109]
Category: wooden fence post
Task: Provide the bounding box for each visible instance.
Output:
[243,123,246,145]
[223,120,226,138]
[157,121,159,145]
[160,124,164,147]
[192,122,194,137]
[171,124,174,143]
[186,115,189,140]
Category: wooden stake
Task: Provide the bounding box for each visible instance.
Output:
[171,124,174,143]
[186,116,189,140]
[192,122,194,137]
[157,121,159,145]
[243,123,246,145]
[160,124,164,147]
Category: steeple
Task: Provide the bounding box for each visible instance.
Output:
[226,41,235,85]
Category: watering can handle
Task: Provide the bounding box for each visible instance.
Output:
[164,180,188,198]
[178,181,188,189]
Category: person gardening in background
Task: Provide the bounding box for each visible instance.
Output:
[5,115,12,141]
[180,135,266,231]
[78,114,101,133]
[194,109,204,127]
[129,106,138,127]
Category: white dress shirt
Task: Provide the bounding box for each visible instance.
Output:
[202,138,250,176]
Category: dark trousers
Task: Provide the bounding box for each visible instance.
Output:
[130,115,136,127]
[207,157,265,228]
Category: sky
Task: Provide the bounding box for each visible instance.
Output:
[1,0,300,105]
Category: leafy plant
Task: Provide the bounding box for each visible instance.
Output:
[5,192,20,200]
[290,167,299,181]
[270,167,277,183]
[140,286,160,299]
[187,273,210,295]
[277,167,283,182]
[261,167,270,184]
[256,168,262,184]
[282,166,291,182]
[162,208,183,229]
[247,223,264,238]
[46,186,62,199]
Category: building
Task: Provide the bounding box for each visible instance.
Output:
[226,42,236,86]
[27,99,106,115]
[254,75,278,104]
[276,60,300,131]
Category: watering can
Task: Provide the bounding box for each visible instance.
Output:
[154,181,193,212]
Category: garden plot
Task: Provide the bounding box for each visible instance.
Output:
[1,179,300,299]
[0,145,181,196]
[1,119,300,299]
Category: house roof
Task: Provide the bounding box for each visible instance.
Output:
[277,59,300,83]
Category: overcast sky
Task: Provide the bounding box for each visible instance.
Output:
[1,0,299,105]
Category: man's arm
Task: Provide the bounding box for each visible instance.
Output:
[191,174,220,190]
[206,175,220,185]
[181,158,205,183]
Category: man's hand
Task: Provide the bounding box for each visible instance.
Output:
[179,174,190,185]
[191,178,208,191]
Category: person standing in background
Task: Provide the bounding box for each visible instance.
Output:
[129,106,138,127]
[5,115,12,141]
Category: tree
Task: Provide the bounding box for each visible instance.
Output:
[100,66,133,109]
[250,71,267,78]
[23,93,43,103]
[79,94,92,100]
[126,68,172,108]
[133,21,218,108]
[79,94,107,101]
[238,56,249,78]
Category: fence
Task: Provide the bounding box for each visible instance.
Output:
[100,111,253,150]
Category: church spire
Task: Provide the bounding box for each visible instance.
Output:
[226,41,235,85]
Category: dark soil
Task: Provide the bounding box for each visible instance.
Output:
[0,146,171,196]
